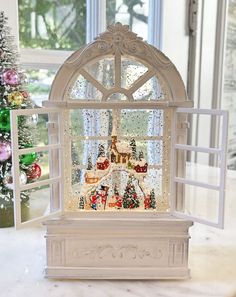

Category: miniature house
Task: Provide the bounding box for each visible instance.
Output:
[11,23,228,279]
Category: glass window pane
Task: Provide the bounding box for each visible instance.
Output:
[178,112,224,166]
[175,150,221,187]
[26,69,57,107]
[18,150,60,184]
[17,113,60,148]
[84,58,115,89]
[106,0,149,41]
[69,74,103,100]
[121,57,148,88]
[70,109,112,137]
[176,184,219,224]
[18,0,86,50]
[120,109,164,137]
[20,183,60,222]
[132,76,166,101]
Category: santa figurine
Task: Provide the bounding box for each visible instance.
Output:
[144,195,151,209]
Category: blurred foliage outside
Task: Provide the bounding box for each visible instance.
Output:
[19,0,148,51]
[18,0,148,104]
[18,0,86,50]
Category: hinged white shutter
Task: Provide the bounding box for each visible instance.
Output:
[10,108,64,228]
[170,108,228,228]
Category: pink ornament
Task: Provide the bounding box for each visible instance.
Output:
[2,69,20,86]
[0,140,11,162]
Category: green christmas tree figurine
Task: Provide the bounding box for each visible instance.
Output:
[123,176,139,209]
[114,184,119,196]
[150,188,156,209]
[78,196,85,209]
[130,138,137,160]
[86,155,93,170]
[0,11,36,227]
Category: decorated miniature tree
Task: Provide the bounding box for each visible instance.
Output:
[78,196,85,209]
[123,176,139,209]
[0,12,37,227]
[114,184,119,196]
[150,188,156,209]
[130,138,137,160]
[86,155,93,170]
[97,143,105,157]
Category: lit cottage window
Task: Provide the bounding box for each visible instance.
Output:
[11,23,228,280]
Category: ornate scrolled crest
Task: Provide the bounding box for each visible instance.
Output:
[66,22,173,69]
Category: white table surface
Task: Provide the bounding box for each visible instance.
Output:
[0,169,236,297]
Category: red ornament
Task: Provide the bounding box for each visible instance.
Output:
[26,163,41,180]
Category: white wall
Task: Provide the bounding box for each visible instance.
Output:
[0,0,19,46]
[161,0,189,87]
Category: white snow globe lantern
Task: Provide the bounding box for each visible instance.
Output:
[11,23,228,279]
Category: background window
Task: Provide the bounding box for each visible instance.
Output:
[106,0,149,40]
[18,0,86,50]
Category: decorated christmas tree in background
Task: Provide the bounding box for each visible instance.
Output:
[0,11,38,227]
[130,139,137,160]
[123,175,139,209]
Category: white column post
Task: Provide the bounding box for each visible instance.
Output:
[148,0,163,49]
[86,0,106,43]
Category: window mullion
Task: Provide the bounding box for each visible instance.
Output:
[86,0,106,43]
[148,0,163,49]
[20,48,73,69]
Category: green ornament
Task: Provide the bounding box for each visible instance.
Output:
[0,109,10,131]
[20,152,37,166]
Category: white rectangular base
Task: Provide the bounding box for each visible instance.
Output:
[44,213,193,280]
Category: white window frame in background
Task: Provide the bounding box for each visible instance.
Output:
[1,0,163,72]
[187,0,228,166]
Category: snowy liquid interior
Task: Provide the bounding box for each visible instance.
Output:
[66,108,170,212]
